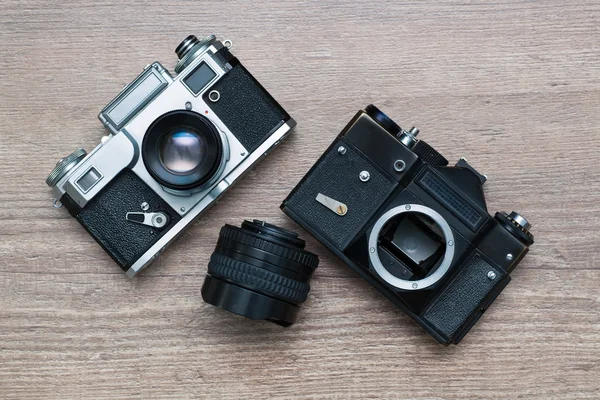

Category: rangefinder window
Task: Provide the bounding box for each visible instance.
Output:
[104,68,167,129]
[183,62,217,95]
[76,167,103,193]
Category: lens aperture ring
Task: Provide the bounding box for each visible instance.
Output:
[208,253,310,304]
[219,225,319,269]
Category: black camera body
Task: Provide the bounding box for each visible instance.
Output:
[282,105,534,344]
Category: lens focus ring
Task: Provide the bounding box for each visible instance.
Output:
[208,253,310,304]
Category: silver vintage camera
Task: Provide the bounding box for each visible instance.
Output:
[46,34,296,277]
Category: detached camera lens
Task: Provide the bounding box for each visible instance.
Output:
[202,220,319,327]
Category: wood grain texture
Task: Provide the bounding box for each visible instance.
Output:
[0,0,599,398]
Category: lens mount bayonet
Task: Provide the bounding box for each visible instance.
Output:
[368,204,455,291]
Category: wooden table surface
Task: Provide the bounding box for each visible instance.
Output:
[1,1,599,399]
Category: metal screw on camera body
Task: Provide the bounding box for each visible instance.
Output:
[394,159,406,172]
[141,202,149,211]
[359,171,370,182]
[185,101,192,110]
[337,146,346,155]
[488,271,497,280]
[208,90,220,102]
[506,253,514,261]
[151,213,168,228]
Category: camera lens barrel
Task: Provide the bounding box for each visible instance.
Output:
[142,110,224,191]
[201,220,319,327]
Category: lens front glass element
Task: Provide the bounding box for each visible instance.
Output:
[159,127,207,174]
[143,110,223,190]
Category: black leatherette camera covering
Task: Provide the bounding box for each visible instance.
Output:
[285,140,396,250]
[422,254,508,340]
[203,63,289,153]
[61,169,181,271]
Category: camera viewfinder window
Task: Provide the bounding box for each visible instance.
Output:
[76,167,103,193]
[183,62,217,95]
